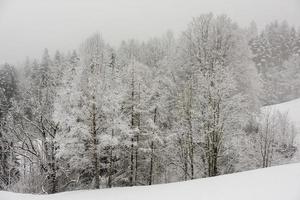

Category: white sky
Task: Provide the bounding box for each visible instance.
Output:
[0,0,299,64]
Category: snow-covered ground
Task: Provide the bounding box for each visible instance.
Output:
[1,163,300,200]
[263,98,300,159]
[263,98,300,129]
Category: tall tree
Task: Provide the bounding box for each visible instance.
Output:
[0,64,19,190]
[178,13,255,177]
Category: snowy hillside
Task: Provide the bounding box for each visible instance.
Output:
[1,163,300,200]
[263,98,300,152]
[263,98,300,129]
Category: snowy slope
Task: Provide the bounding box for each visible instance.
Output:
[263,98,300,129]
[263,98,300,152]
[1,163,300,200]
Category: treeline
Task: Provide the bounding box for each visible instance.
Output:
[0,13,299,194]
[250,20,300,104]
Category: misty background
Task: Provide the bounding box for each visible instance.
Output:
[0,0,300,64]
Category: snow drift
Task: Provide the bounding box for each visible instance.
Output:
[1,163,300,200]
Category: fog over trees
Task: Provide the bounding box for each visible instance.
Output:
[0,13,300,194]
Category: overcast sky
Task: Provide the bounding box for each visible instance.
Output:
[0,0,299,64]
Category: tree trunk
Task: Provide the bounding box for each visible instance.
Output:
[187,107,194,179]
[107,129,114,188]
[130,72,135,186]
[149,141,154,185]
[134,83,141,185]
[91,100,100,189]
[130,137,134,186]
[134,119,139,185]
[186,78,194,179]
[49,141,58,193]
[149,107,157,185]
[184,138,188,181]
[49,126,59,194]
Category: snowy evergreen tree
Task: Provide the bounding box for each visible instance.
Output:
[0,64,19,190]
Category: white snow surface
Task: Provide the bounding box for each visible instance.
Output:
[263,98,300,129]
[1,163,300,200]
[263,98,300,153]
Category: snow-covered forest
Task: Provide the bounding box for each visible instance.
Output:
[1,13,300,194]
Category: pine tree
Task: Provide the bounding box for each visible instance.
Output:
[0,64,19,189]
